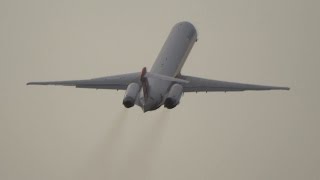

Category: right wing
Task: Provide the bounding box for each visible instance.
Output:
[27,72,141,90]
[179,75,290,92]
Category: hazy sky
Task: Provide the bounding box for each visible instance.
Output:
[1,0,319,180]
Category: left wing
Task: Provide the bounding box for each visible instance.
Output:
[27,72,140,90]
[179,75,289,92]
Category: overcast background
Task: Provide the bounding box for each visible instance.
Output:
[1,0,319,180]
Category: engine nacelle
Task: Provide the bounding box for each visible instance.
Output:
[123,83,140,108]
[164,84,183,109]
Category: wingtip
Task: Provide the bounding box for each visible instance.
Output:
[272,86,290,91]
[26,82,38,85]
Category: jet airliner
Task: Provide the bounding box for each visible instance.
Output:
[27,22,289,112]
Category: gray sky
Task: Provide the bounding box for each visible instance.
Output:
[1,0,319,180]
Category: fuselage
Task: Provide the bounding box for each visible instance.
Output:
[136,22,198,112]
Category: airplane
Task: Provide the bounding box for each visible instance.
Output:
[27,21,289,112]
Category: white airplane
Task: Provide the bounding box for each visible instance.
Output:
[27,21,289,112]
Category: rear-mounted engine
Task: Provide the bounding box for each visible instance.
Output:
[164,84,183,109]
[123,83,140,108]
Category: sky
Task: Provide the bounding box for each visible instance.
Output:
[0,0,319,180]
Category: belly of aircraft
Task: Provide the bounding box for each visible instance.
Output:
[136,78,172,111]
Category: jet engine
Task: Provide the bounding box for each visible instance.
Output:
[123,83,140,108]
[164,84,183,109]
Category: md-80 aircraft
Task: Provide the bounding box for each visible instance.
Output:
[27,22,289,112]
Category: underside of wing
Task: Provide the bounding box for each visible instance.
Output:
[27,72,140,90]
[179,75,290,92]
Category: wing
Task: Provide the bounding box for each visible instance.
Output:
[179,75,290,92]
[27,72,140,90]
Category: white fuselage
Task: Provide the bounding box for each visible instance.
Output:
[136,22,198,112]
